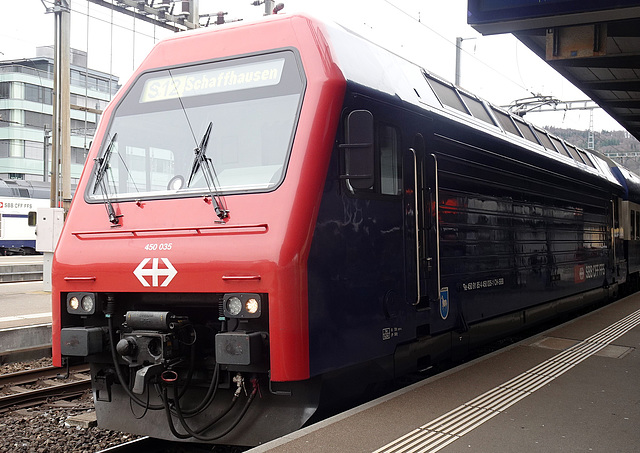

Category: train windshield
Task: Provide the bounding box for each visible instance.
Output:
[86,51,305,202]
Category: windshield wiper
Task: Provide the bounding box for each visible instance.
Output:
[187,122,229,221]
[93,133,122,225]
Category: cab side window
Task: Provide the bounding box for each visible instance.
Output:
[379,125,401,195]
[341,113,401,197]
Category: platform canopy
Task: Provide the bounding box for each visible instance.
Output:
[468,0,640,141]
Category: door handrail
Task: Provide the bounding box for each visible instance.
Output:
[410,147,421,306]
[430,153,442,299]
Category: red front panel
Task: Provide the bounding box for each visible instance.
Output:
[52,15,346,381]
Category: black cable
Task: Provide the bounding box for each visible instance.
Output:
[172,380,258,441]
[107,316,164,410]
[161,387,191,440]
[174,363,220,418]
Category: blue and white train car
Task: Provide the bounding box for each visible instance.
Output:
[0,180,50,255]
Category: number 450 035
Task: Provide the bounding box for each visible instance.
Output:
[145,243,172,251]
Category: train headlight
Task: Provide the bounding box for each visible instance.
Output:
[223,293,262,318]
[67,292,97,315]
[226,296,243,316]
[245,298,259,314]
[69,296,80,311]
[81,294,95,313]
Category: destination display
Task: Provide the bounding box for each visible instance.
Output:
[139,58,285,103]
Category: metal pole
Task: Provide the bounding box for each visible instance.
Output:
[265,0,274,15]
[189,0,199,27]
[51,2,60,208]
[60,0,71,212]
[455,37,462,86]
[43,125,50,183]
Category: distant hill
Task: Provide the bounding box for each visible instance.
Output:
[545,126,640,174]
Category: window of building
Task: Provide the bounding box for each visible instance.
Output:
[71,118,96,134]
[24,141,43,160]
[72,147,88,164]
[88,76,99,91]
[70,70,86,88]
[24,83,53,105]
[0,82,10,99]
[0,140,9,157]
[0,109,11,127]
[97,79,109,92]
[24,111,52,129]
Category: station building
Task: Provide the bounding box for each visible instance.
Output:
[0,47,119,183]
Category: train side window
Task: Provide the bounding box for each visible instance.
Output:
[564,143,582,162]
[550,136,572,159]
[425,75,469,114]
[459,92,495,125]
[533,127,556,152]
[513,117,539,144]
[343,110,375,191]
[491,108,522,137]
[632,210,636,240]
[577,149,595,168]
[341,115,401,197]
[28,211,37,227]
[637,211,640,240]
[379,125,401,195]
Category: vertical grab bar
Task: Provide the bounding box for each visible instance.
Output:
[410,148,421,306]
[430,153,441,299]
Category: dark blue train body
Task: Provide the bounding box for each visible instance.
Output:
[306,23,638,380]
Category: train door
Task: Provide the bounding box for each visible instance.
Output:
[403,130,443,326]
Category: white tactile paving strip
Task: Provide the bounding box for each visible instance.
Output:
[373,308,640,453]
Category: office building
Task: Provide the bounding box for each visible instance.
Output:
[0,47,119,183]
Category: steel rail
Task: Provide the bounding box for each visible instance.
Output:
[0,364,91,412]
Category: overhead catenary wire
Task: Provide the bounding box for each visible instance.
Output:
[65,1,165,41]
[382,0,537,96]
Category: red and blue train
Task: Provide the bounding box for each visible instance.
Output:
[53,14,640,446]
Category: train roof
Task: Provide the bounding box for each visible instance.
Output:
[0,179,50,199]
[318,17,640,200]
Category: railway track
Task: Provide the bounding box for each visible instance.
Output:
[0,363,91,413]
[96,436,249,453]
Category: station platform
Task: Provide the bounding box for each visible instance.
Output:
[249,293,640,453]
[0,280,51,329]
[0,278,52,361]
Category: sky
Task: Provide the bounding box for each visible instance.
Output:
[0,0,627,133]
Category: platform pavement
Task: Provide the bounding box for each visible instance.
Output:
[0,279,52,360]
[249,293,640,453]
[0,280,51,328]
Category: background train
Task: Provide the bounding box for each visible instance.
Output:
[0,179,49,255]
[52,14,640,446]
